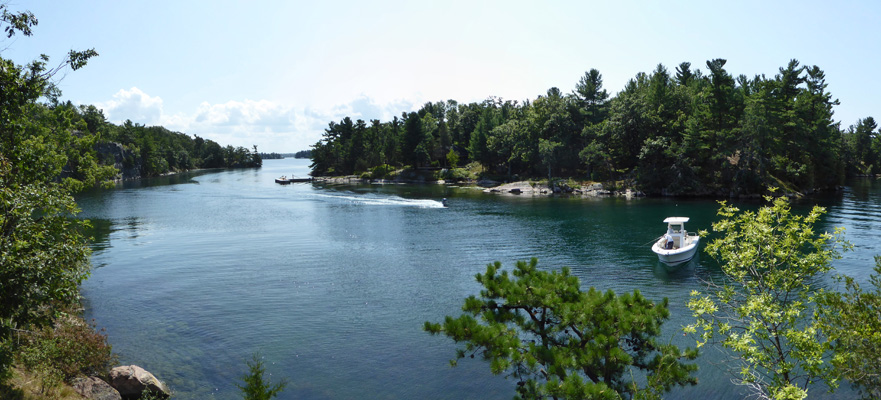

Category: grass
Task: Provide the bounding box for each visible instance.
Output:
[1,367,84,400]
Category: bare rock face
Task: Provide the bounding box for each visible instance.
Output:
[94,142,142,180]
[109,365,170,399]
[72,376,121,400]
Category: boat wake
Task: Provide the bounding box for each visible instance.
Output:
[311,192,445,208]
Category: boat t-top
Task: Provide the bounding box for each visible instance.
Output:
[651,217,700,265]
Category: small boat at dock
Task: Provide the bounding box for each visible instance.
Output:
[651,217,700,265]
[275,175,313,184]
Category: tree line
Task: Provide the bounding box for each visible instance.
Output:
[311,59,880,196]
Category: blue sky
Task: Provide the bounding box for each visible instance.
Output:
[4,0,879,152]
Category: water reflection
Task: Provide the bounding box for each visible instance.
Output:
[652,254,701,280]
[84,218,112,253]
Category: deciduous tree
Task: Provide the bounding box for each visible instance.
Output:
[817,256,881,399]
[0,3,102,382]
[686,196,849,399]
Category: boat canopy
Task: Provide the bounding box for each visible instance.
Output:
[663,217,690,224]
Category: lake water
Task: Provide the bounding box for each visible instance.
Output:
[76,158,881,399]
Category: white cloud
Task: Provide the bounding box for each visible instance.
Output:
[193,99,290,127]
[329,95,419,123]
[94,89,424,152]
[96,87,164,125]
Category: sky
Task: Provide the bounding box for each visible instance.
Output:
[3,0,879,152]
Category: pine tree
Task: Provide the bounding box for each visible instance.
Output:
[237,353,287,400]
[426,259,698,399]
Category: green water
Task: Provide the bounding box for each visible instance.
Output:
[76,158,881,399]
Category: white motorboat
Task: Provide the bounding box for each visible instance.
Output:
[651,217,700,265]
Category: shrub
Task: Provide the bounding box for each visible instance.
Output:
[373,164,401,179]
[441,167,478,182]
[18,314,116,383]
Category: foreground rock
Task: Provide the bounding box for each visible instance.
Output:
[109,365,171,399]
[73,376,121,400]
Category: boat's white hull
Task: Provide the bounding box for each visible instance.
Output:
[652,237,700,265]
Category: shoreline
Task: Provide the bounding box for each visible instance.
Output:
[309,172,849,200]
[312,176,644,198]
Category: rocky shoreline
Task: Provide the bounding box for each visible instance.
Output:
[74,365,170,400]
[480,181,644,198]
[313,176,644,198]
[311,174,846,199]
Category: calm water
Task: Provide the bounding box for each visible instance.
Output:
[76,158,881,399]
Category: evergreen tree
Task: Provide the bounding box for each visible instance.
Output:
[573,68,610,126]
[426,259,698,399]
[402,112,429,167]
[237,353,287,400]
[674,62,693,86]
[844,117,879,175]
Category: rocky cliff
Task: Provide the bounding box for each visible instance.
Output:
[95,142,142,181]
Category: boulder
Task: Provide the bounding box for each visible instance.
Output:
[72,376,121,400]
[109,365,170,399]
[482,181,537,195]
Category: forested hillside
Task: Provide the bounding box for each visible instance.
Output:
[64,102,262,178]
[311,59,880,196]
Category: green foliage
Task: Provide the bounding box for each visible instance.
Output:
[817,256,881,399]
[0,4,115,385]
[685,196,850,399]
[426,259,698,399]
[0,91,94,387]
[18,314,116,384]
[441,166,477,182]
[1,6,37,38]
[309,60,860,195]
[538,139,562,181]
[367,164,394,179]
[138,388,170,400]
[842,117,880,176]
[237,353,287,400]
[446,148,460,168]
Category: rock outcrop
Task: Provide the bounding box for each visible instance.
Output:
[72,376,121,400]
[481,181,643,198]
[94,142,142,181]
[482,181,537,194]
[109,365,170,399]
